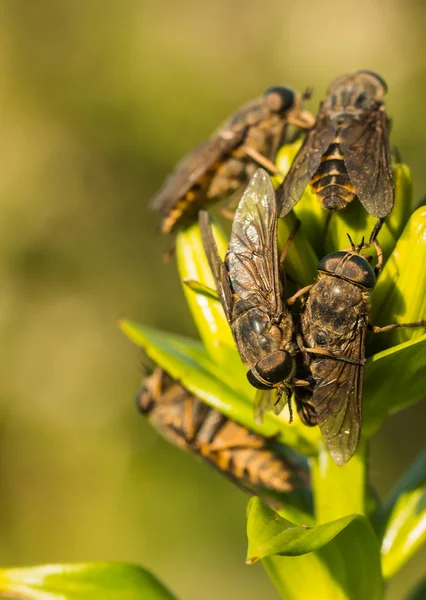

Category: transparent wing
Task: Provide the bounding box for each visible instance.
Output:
[227,168,282,317]
[341,109,394,218]
[199,211,233,320]
[253,388,288,424]
[276,109,337,217]
[311,326,365,466]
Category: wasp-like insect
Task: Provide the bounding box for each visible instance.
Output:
[136,367,309,495]
[277,70,393,240]
[293,238,424,465]
[200,168,309,422]
[151,87,314,234]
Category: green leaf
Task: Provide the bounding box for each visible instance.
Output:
[387,163,414,240]
[0,563,178,600]
[119,319,320,455]
[311,444,368,524]
[176,220,236,366]
[277,213,318,288]
[370,206,426,354]
[247,498,383,600]
[362,334,426,437]
[375,450,426,579]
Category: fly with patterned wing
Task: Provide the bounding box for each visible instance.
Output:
[294,240,424,465]
[199,168,309,423]
[276,70,393,241]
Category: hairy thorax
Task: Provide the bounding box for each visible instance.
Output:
[302,275,369,349]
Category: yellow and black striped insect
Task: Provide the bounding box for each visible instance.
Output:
[277,71,393,240]
[136,366,309,495]
[151,87,314,234]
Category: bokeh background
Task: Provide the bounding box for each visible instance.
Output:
[0,2,425,599]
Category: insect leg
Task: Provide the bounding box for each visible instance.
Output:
[323,212,333,241]
[278,219,301,289]
[304,346,366,366]
[371,237,383,275]
[242,146,280,174]
[275,388,293,423]
[279,219,301,267]
[369,320,425,334]
[287,284,314,306]
[369,217,385,244]
[219,206,236,220]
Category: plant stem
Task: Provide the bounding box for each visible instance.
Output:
[311,440,368,524]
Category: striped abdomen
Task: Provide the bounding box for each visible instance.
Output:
[196,414,297,493]
[310,142,356,211]
[138,368,308,495]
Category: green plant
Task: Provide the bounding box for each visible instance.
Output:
[118,147,426,600]
[1,145,425,600]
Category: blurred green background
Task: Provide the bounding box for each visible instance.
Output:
[0,2,425,599]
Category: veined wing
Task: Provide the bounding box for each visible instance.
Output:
[276,108,337,217]
[341,108,394,218]
[199,211,233,320]
[227,168,282,318]
[310,324,365,466]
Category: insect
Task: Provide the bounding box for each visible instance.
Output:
[151,86,314,234]
[293,238,424,465]
[136,366,309,495]
[200,168,309,422]
[276,70,393,241]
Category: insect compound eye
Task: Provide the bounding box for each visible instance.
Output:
[356,70,388,94]
[318,251,348,276]
[318,252,376,288]
[255,350,294,386]
[246,369,273,390]
[264,86,296,113]
[340,254,376,288]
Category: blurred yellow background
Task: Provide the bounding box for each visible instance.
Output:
[0,2,425,599]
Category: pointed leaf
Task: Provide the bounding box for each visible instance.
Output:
[377,450,426,579]
[0,563,178,600]
[362,334,426,436]
[247,498,383,600]
[370,206,426,354]
[176,220,236,365]
[120,319,320,455]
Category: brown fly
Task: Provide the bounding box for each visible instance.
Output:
[276,70,393,241]
[199,168,309,422]
[151,87,314,234]
[293,238,424,465]
[136,366,309,495]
